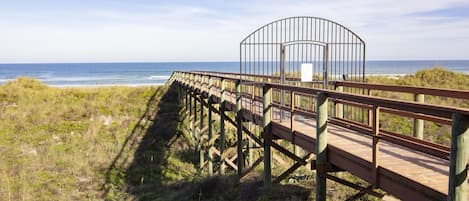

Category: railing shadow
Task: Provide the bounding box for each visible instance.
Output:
[102,82,191,200]
[102,82,312,201]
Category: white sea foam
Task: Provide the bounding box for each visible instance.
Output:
[52,83,166,88]
[147,75,170,80]
[40,76,122,82]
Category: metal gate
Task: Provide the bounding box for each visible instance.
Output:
[239,16,366,119]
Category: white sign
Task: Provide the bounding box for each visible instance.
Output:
[301,63,313,82]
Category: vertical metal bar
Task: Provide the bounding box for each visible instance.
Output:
[323,45,329,89]
[372,105,380,188]
[315,92,328,201]
[413,94,425,139]
[448,113,469,201]
[362,43,366,83]
[236,80,244,177]
[263,84,272,188]
[280,46,286,122]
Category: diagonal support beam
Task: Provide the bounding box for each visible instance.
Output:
[240,156,264,178]
[270,141,305,163]
[273,153,311,183]
[326,174,384,199]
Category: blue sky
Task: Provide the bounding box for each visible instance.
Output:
[1,0,469,63]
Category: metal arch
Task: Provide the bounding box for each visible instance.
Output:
[281,40,328,47]
[240,16,366,45]
[239,16,367,124]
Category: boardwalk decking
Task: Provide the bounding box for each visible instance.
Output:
[174,71,469,201]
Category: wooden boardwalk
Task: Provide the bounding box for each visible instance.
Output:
[172,71,469,201]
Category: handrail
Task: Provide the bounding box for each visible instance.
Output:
[175,70,469,119]
[181,70,469,101]
[175,70,466,146]
[336,81,469,100]
[268,82,469,119]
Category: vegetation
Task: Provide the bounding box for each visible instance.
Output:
[0,78,168,200]
[0,67,467,200]
[366,67,469,145]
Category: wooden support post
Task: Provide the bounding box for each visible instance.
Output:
[199,84,205,171]
[372,105,380,188]
[291,91,297,156]
[189,89,194,139]
[263,84,273,188]
[185,87,189,111]
[219,79,226,175]
[207,77,213,176]
[247,122,253,166]
[178,84,181,105]
[194,91,198,149]
[316,92,328,201]
[413,94,424,139]
[236,80,243,177]
[448,113,469,201]
[335,85,344,118]
[247,85,255,166]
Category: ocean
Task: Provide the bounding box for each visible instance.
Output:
[0,60,468,87]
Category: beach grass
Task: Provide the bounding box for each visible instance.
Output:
[0,77,166,200]
[0,67,468,201]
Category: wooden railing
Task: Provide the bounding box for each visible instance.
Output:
[171,70,469,200]
[193,70,469,141]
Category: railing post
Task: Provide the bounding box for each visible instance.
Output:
[372,105,380,188]
[368,89,373,126]
[177,74,182,105]
[448,113,469,201]
[263,84,272,188]
[219,78,226,175]
[315,92,328,201]
[335,85,344,118]
[413,94,425,139]
[207,76,213,176]
[236,80,244,177]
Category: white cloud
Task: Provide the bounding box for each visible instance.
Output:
[0,0,468,63]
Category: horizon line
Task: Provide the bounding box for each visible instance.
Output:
[1,58,469,65]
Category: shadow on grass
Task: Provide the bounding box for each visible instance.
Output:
[102,83,312,201]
